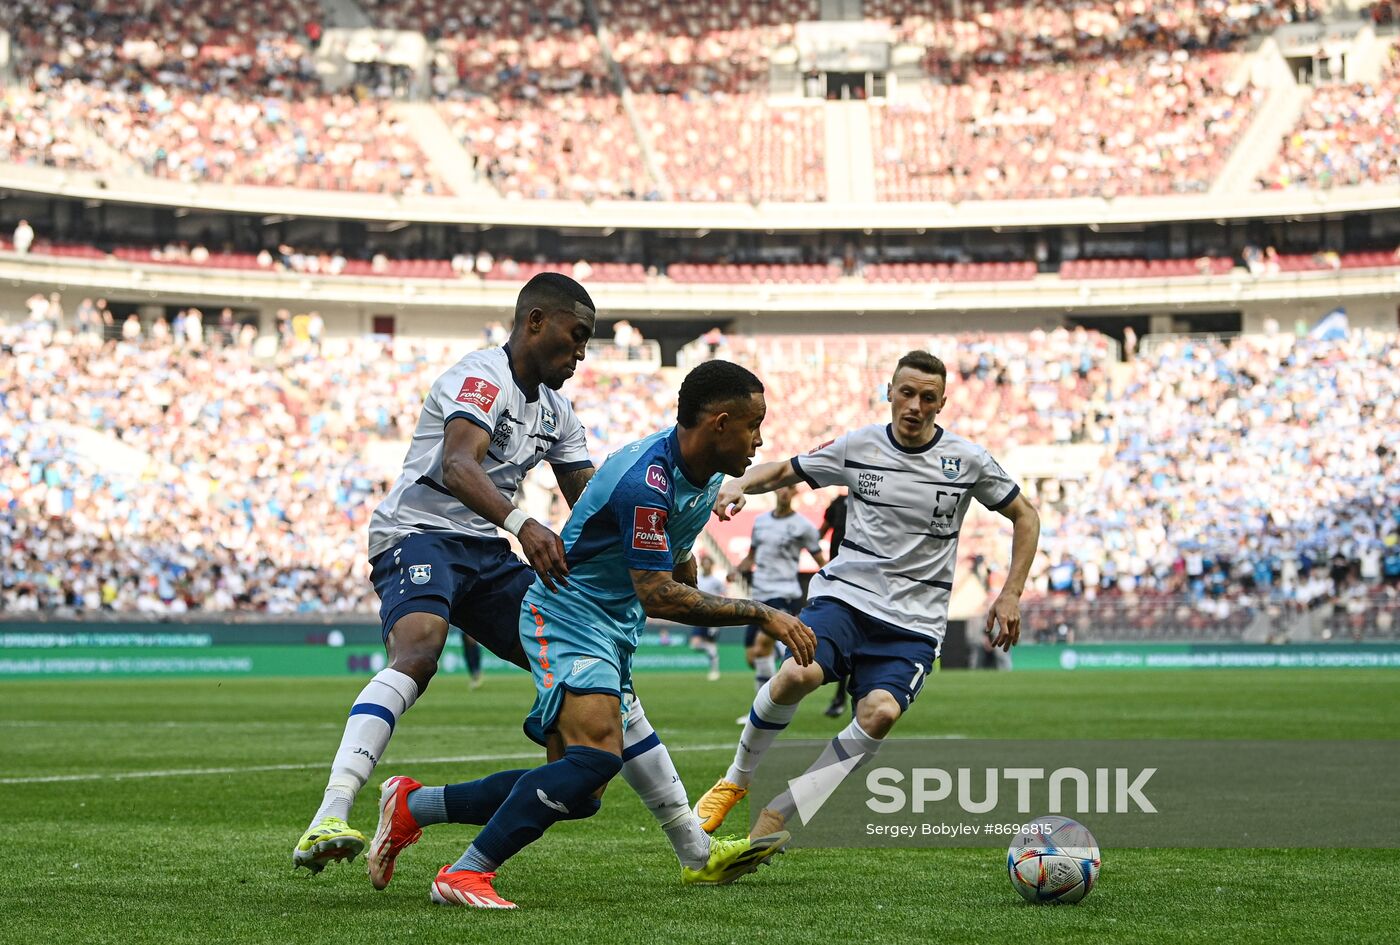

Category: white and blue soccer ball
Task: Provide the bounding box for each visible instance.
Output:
[1007,816,1100,904]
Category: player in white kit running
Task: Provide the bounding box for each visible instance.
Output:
[693,350,1041,837]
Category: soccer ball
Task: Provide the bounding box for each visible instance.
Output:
[1007,816,1100,904]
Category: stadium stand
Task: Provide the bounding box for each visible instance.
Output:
[871,53,1256,201]
[3,315,1397,636]
[1259,43,1400,191]
[0,0,1336,201]
[598,0,816,95]
[1,0,445,194]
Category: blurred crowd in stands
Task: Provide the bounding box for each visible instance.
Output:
[3,307,1396,640]
[1259,44,1400,191]
[0,0,1377,204]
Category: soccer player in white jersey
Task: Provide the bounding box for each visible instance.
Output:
[294,274,724,884]
[694,350,1040,837]
[732,484,826,706]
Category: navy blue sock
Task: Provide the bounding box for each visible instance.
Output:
[442,769,529,825]
[464,638,482,676]
[462,746,622,869]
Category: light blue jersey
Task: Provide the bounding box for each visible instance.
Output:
[520,426,724,743]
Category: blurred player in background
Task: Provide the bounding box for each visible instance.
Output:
[731,484,826,720]
[690,556,727,680]
[695,350,1040,838]
[368,361,816,908]
[462,635,483,689]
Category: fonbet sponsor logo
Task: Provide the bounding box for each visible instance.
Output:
[455,376,501,410]
[632,507,669,551]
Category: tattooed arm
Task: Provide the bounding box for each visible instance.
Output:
[554,465,596,509]
[630,569,815,664]
[672,554,698,588]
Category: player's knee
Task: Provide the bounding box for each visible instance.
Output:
[563,745,623,792]
[389,651,439,692]
[771,659,824,699]
[559,696,625,754]
[855,694,902,738]
[386,613,449,689]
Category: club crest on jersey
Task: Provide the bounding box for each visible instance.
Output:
[632,507,669,551]
[645,464,669,493]
[940,456,962,480]
[456,376,501,410]
[541,407,557,435]
[570,657,601,677]
[408,564,432,584]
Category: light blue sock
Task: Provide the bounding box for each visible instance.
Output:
[406,786,447,826]
[449,842,499,874]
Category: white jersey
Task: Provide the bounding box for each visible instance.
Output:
[697,572,727,597]
[790,423,1020,641]
[368,346,592,558]
[748,511,822,601]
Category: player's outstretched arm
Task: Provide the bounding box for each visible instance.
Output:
[629,569,816,665]
[713,460,804,521]
[985,493,1041,652]
[441,418,570,590]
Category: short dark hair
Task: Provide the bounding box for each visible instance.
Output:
[514,272,596,324]
[677,360,764,428]
[894,350,947,381]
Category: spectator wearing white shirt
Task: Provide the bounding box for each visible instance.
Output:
[13,219,34,255]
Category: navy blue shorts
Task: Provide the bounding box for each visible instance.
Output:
[802,596,940,711]
[745,597,801,647]
[369,532,534,664]
[690,626,720,642]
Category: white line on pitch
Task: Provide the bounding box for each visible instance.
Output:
[0,735,966,785]
[0,744,733,785]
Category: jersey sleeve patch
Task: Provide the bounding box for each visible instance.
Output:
[644,464,669,493]
[455,376,501,410]
[632,507,670,551]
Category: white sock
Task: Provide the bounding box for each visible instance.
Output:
[621,695,710,870]
[703,642,719,674]
[753,653,776,692]
[310,668,419,826]
[765,718,883,821]
[725,680,799,788]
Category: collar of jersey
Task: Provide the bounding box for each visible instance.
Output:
[500,343,540,403]
[666,425,708,488]
[885,423,943,454]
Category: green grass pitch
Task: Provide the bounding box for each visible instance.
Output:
[5,668,1399,944]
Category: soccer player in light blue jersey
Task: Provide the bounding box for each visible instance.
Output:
[370,361,817,908]
[695,350,1041,837]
